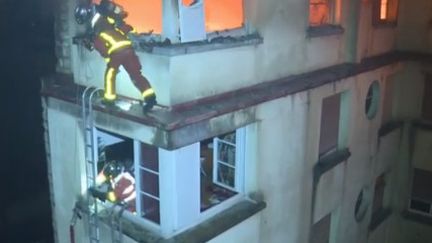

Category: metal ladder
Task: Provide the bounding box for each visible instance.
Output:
[81,87,102,243]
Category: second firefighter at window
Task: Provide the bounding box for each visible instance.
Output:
[74,0,157,112]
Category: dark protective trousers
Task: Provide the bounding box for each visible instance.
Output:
[104,47,151,101]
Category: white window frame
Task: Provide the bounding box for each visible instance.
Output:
[212,128,246,192]
[92,128,162,232]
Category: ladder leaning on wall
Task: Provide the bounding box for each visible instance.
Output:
[81,87,102,243]
[81,87,124,243]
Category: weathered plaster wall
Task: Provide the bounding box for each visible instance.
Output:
[207,214,260,243]
[397,0,432,52]
[46,108,86,243]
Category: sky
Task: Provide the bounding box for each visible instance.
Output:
[2,0,55,241]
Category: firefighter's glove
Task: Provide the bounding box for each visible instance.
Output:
[89,187,107,202]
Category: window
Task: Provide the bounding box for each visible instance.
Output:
[409,169,432,216]
[422,74,432,120]
[382,78,394,124]
[319,93,341,157]
[92,0,162,33]
[95,128,160,225]
[200,129,245,212]
[310,213,331,243]
[372,174,386,216]
[373,0,399,25]
[365,81,380,120]
[179,0,245,42]
[309,0,340,27]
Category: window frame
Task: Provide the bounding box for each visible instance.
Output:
[307,0,344,37]
[93,128,162,232]
[212,128,246,192]
[372,0,399,27]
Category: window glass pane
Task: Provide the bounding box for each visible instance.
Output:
[141,194,160,224]
[309,0,329,26]
[217,163,235,188]
[319,93,341,156]
[93,0,162,33]
[141,143,158,172]
[205,0,243,31]
[140,170,159,198]
[217,143,236,166]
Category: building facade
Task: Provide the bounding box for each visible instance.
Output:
[42,0,432,242]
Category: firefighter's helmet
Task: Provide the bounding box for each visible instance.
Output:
[74,3,95,25]
[102,160,125,179]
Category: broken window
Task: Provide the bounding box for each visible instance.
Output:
[319,93,341,157]
[95,128,160,224]
[204,0,243,32]
[200,129,245,211]
[374,0,399,24]
[309,0,340,27]
[92,0,162,33]
[409,169,432,216]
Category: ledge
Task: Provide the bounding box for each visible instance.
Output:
[41,51,432,149]
[412,120,432,131]
[135,33,263,56]
[307,25,345,38]
[369,208,392,231]
[378,121,404,137]
[313,148,351,183]
[402,210,432,227]
[99,200,266,243]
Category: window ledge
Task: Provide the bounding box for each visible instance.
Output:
[314,148,351,183]
[134,33,263,56]
[373,21,398,29]
[378,121,403,137]
[369,208,392,231]
[99,199,266,243]
[402,210,432,226]
[307,25,345,38]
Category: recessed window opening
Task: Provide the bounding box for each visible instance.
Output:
[94,128,160,225]
[204,0,243,32]
[200,130,243,212]
[309,0,340,27]
[319,93,341,157]
[380,0,389,20]
[365,81,380,120]
[92,0,162,34]
[409,169,432,216]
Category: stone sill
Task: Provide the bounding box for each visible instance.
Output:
[373,20,398,29]
[378,121,404,137]
[314,148,351,183]
[369,208,392,231]
[135,33,263,56]
[412,119,432,131]
[307,25,345,38]
[100,199,266,243]
[402,210,432,226]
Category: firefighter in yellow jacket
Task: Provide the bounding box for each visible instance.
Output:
[74,0,156,112]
